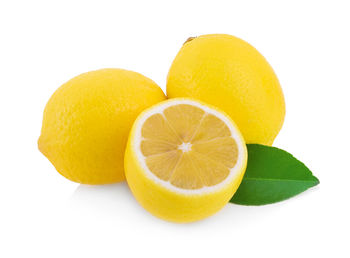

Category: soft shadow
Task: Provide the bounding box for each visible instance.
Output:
[69,183,136,212]
[71,182,131,202]
[68,182,163,223]
[67,181,320,227]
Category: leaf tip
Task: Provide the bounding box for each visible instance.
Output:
[313,175,320,186]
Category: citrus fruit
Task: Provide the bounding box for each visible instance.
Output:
[167,34,285,145]
[124,98,247,222]
[38,68,166,184]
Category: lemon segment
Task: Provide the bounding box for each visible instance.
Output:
[125,98,247,222]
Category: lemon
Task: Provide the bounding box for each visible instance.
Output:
[38,68,166,184]
[124,98,247,222]
[167,34,286,145]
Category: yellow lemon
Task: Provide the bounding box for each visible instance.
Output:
[167,34,285,145]
[125,98,247,222]
[38,68,166,184]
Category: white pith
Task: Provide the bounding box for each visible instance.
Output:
[133,99,246,195]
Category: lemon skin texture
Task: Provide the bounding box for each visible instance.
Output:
[167,34,286,145]
[38,69,166,184]
[124,99,248,223]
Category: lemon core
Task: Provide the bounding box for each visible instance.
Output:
[178,142,192,152]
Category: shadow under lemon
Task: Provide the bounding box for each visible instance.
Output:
[69,183,146,217]
[68,182,286,226]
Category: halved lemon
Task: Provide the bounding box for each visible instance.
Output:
[124,98,247,222]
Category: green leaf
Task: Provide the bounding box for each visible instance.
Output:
[230,144,319,205]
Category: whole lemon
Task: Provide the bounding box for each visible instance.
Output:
[167,34,285,145]
[38,69,166,184]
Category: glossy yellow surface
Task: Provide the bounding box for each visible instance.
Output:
[167,34,285,145]
[38,68,166,184]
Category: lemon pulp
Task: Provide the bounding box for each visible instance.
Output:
[139,103,240,190]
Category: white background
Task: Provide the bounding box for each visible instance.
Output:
[1,0,349,257]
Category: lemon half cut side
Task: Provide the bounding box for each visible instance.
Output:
[125,98,247,222]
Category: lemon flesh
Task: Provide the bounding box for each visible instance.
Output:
[38,69,166,184]
[125,98,247,222]
[167,34,285,145]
